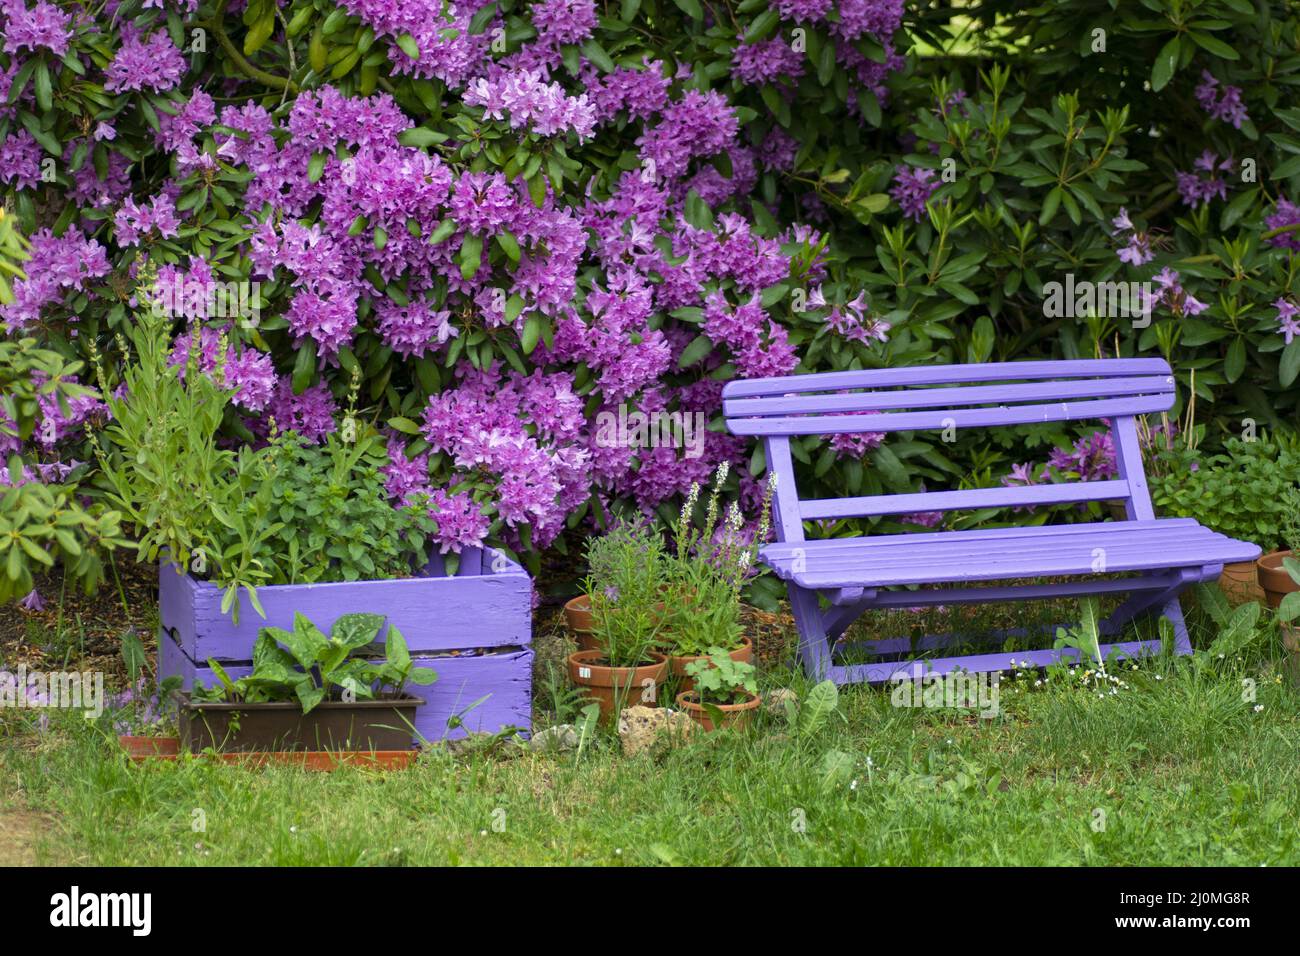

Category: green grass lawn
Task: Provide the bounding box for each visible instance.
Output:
[4,603,1299,866]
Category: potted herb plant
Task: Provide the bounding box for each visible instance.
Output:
[660,464,771,687]
[182,612,435,753]
[1275,557,1300,682]
[567,522,669,721]
[1257,489,1300,609]
[675,649,761,732]
[1148,435,1300,604]
[92,311,439,624]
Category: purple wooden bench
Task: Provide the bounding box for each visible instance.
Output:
[722,358,1260,684]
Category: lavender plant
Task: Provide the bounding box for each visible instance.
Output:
[661,463,773,657]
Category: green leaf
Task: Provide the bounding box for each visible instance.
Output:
[1271,154,1300,180]
[458,234,483,280]
[427,219,456,245]
[396,33,421,60]
[291,339,317,394]
[677,333,713,368]
[308,151,327,183]
[672,0,703,20]
[581,39,614,73]
[521,314,542,355]
[1189,31,1239,60]
[397,127,446,148]
[1151,36,1180,92]
[331,612,386,649]
[797,680,839,739]
[496,231,520,263]
[33,62,52,114]
[385,623,412,672]
[387,416,423,435]
[743,8,780,43]
[1280,339,1300,388]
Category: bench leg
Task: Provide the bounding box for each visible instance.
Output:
[1101,568,1199,637]
[1159,595,1194,656]
[787,582,834,682]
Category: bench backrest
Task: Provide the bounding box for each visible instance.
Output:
[721,359,1174,543]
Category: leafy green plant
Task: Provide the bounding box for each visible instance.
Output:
[583,521,669,668]
[683,649,758,706]
[1054,599,1107,672]
[1149,436,1300,552]
[0,336,125,604]
[1191,580,1268,661]
[93,308,436,620]
[193,612,436,712]
[1276,557,1300,626]
[0,459,127,604]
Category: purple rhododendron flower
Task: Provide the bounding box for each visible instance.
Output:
[1194,71,1249,129]
[1264,198,1300,251]
[0,128,42,191]
[104,25,188,93]
[890,165,938,221]
[1276,298,1300,345]
[1,0,72,56]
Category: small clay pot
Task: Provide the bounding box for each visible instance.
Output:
[668,637,755,691]
[1219,560,1265,606]
[564,594,593,634]
[675,690,762,732]
[568,649,668,722]
[1257,550,1297,610]
[119,735,180,760]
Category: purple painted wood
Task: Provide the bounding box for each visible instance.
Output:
[728,394,1173,435]
[722,357,1172,397]
[157,545,534,739]
[160,546,530,662]
[799,479,1132,519]
[761,522,1255,588]
[721,358,1259,684]
[723,374,1174,418]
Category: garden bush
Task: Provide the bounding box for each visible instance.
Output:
[1,0,1298,599]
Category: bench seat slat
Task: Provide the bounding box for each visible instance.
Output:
[724,375,1174,418]
[766,529,1230,574]
[760,521,1258,588]
[800,480,1131,519]
[722,358,1171,399]
[729,394,1173,436]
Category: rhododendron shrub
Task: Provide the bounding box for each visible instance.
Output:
[2,0,1299,597]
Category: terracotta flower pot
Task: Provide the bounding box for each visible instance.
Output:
[179,694,423,753]
[119,735,180,761]
[1257,550,1297,610]
[668,637,755,691]
[675,690,762,732]
[568,649,667,722]
[564,594,593,635]
[1219,559,1265,606]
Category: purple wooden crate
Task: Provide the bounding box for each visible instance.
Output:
[158,547,533,741]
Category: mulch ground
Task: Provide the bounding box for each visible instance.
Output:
[0,560,158,684]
